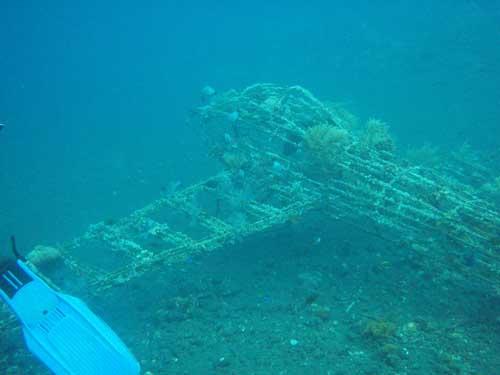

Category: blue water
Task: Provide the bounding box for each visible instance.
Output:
[1,1,499,248]
[1,1,499,373]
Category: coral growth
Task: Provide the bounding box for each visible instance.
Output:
[361,118,395,153]
[221,151,248,170]
[27,245,62,267]
[304,124,349,166]
[363,319,397,339]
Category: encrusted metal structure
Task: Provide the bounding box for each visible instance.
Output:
[194,84,500,284]
[3,84,500,309]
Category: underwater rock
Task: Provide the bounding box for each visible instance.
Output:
[27,245,62,267]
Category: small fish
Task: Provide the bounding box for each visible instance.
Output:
[272,161,286,175]
[224,132,233,144]
[463,253,476,267]
[201,86,217,102]
[314,237,321,245]
[0,123,5,131]
[262,295,273,304]
[227,111,239,122]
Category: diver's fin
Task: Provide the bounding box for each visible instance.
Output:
[0,259,140,375]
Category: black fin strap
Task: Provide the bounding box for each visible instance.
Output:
[10,235,25,260]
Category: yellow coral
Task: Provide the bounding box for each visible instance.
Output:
[222,151,248,170]
[304,124,349,166]
[363,319,397,339]
[361,118,395,153]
